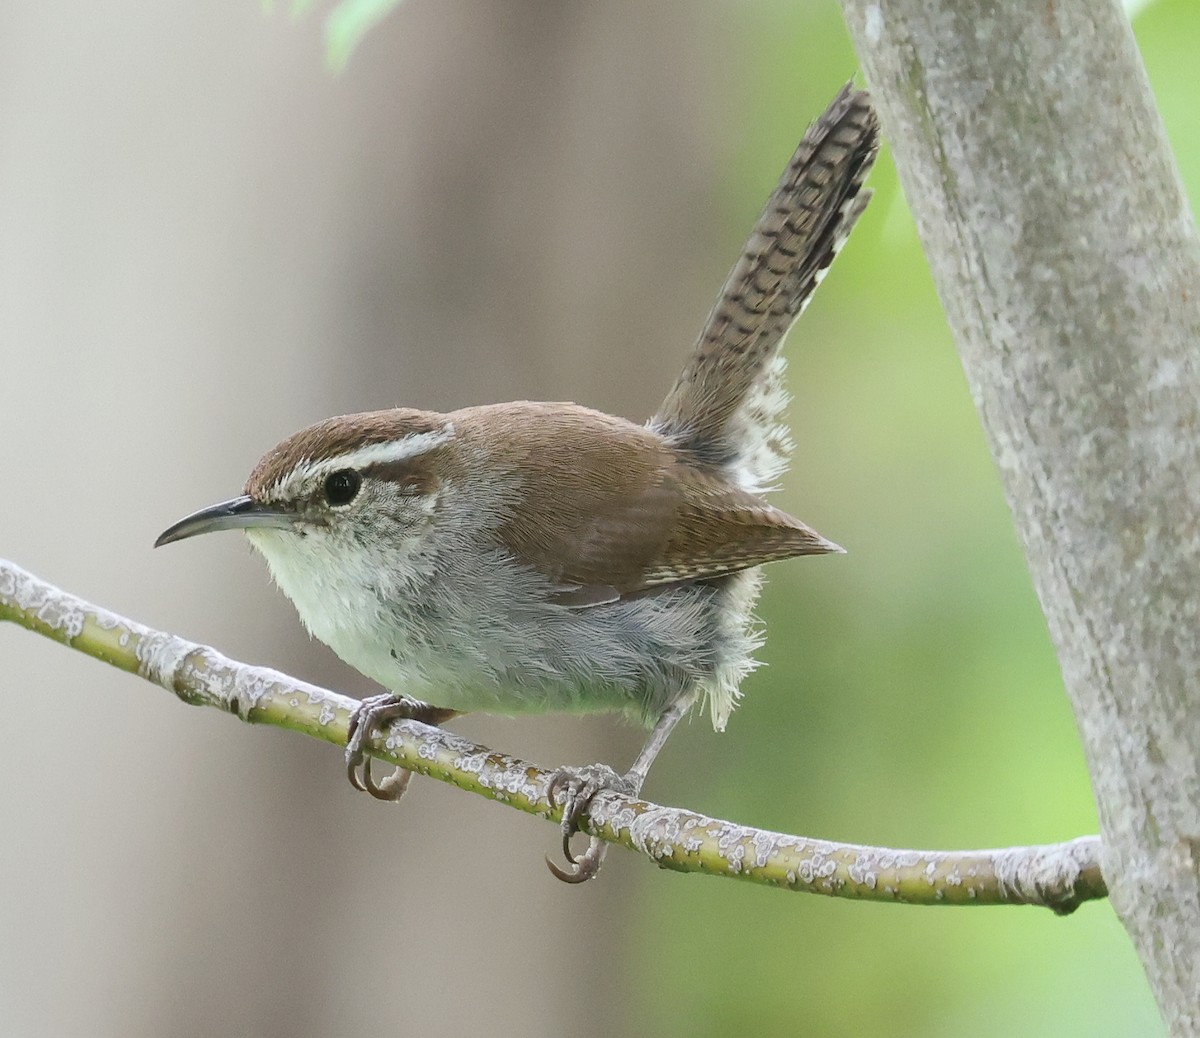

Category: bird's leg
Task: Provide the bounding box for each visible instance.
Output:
[546,692,696,883]
[346,693,462,802]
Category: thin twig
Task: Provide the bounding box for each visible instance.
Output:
[0,556,1105,912]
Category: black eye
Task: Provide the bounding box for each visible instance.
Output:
[324,469,361,506]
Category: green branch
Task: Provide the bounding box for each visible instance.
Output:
[0,556,1105,913]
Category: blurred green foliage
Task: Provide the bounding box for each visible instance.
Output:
[274,0,404,69]
[617,2,1197,1035]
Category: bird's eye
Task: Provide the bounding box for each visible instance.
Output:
[324,469,361,506]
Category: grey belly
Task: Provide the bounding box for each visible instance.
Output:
[372,578,734,724]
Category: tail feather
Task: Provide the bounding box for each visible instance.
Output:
[652,84,879,493]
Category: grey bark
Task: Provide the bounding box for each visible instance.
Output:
[839,0,1200,1032]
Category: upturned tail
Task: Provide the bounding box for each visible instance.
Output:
[651,84,880,494]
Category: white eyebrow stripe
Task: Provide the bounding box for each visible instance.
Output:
[291,424,455,486]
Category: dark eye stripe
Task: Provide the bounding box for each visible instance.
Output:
[359,460,438,494]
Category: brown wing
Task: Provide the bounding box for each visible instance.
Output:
[457,402,840,605]
[646,465,841,587]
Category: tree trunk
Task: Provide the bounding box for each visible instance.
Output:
[839,1,1200,1031]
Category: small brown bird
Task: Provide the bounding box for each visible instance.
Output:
[157,84,880,882]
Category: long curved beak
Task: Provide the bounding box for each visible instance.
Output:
[154,495,296,547]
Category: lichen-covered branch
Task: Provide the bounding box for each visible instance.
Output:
[0,556,1104,912]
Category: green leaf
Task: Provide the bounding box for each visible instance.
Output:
[325,0,404,70]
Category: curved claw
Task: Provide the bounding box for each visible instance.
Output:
[364,759,412,801]
[345,719,370,792]
[545,855,585,883]
[544,763,636,883]
[546,772,578,863]
[347,755,369,792]
[546,838,608,883]
[344,693,437,803]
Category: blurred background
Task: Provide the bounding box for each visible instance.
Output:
[0,1,1192,1035]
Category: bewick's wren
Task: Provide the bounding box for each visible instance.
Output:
[156,85,879,882]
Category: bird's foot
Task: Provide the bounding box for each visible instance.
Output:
[345,693,457,801]
[544,763,640,883]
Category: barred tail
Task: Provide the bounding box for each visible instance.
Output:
[652,84,879,493]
